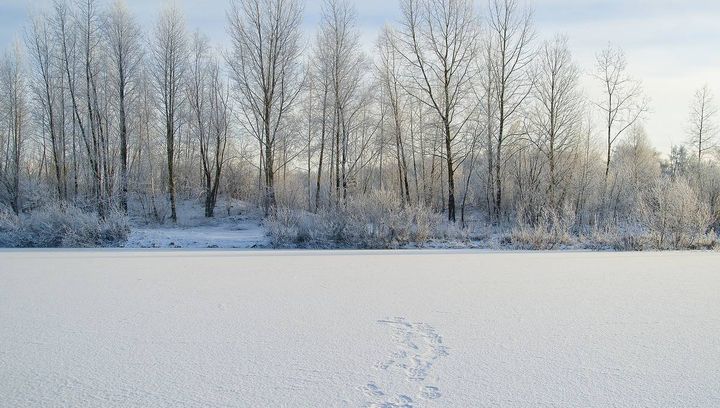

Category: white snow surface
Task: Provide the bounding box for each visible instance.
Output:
[1,250,719,407]
[125,221,268,249]
[124,200,269,248]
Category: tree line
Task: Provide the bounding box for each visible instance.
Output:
[0,0,718,241]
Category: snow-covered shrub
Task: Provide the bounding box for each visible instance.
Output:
[0,204,130,248]
[265,207,295,243]
[582,224,650,251]
[685,159,720,231]
[266,206,343,246]
[0,210,20,247]
[19,180,54,212]
[135,191,169,224]
[345,191,447,247]
[641,178,714,249]
[606,129,662,223]
[510,207,575,249]
[267,207,313,244]
[267,191,444,248]
[410,205,444,243]
[343,191,403,247]
[0,179,59,214]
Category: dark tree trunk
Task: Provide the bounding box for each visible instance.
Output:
[445,120,456,223]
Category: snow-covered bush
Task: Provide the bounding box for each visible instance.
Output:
[134,191,170,224]
[641,179,714,249]
[511,207,575,249]
[343,192,445,247]
[0,210,20,247]
[581,224,650,251]
[266,207,330,245]
[267,191,445,248]
[0,204,130,248]
[606,129,662,223]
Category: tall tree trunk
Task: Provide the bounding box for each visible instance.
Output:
[166,123,177,222]
[119,73,128,214]
[314,90,327,212]
[444,119,456,222]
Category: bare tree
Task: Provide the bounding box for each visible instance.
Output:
[299,60,317,212]
[477,40,497,219]
[4,0,720,249]
[310,42,331,211]
[79,0,112,216]
[151,3,188,223]
[135,65,165,221]
[485,0,535,220]
[49,0,114,215]
[53,0,81,203]
[105,0,142,214]
[187,33,229,217]
[227,0,304,215]
[205,60,230,217]
[528,35,582,211]
[377,25,411,204]
[315,0,366,206]
[0,42,28,214]
[27,11,65,201]
[687,84,718,161]
[395,0,481,222]
[593,45,648,181]
[609,125,660,221]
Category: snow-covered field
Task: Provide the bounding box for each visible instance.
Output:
[125,199,269,248]
[1,251,719,407]
[124,220,268,249]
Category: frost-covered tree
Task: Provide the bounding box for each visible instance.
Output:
[105,0,142,214]
[0,42,28,214]
[528,35,582,212]
[593,45,648,181]
[608,125,660,222]
[227,0,304,215]
[687,84,718,161]
[642,178,711,249]
[187,33,229,217]
[377,26,411,204]
[315,0,367,207]
[395,0,481,222]
[485,0,535,220]
[151,3,188,223]
[0,0,719,249]
[27,9,65,201]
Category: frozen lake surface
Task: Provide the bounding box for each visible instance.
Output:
[1,250,719,407]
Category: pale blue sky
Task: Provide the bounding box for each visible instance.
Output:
[2,0,720,154]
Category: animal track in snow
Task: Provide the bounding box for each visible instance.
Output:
[361,382,385,398]
[360,382,414,408]
[420,385,441,400]
[363,317,448,407]
[376,317,448,381]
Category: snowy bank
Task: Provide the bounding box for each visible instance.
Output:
[1,251,719,406]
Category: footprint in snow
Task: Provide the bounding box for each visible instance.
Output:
[361,382,385,398]
[363,317,447,407]
[377,317,448,381]
[420,385,441,400]
[361,384,414,408]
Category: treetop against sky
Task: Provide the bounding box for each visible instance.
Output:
[1,0,719,153]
